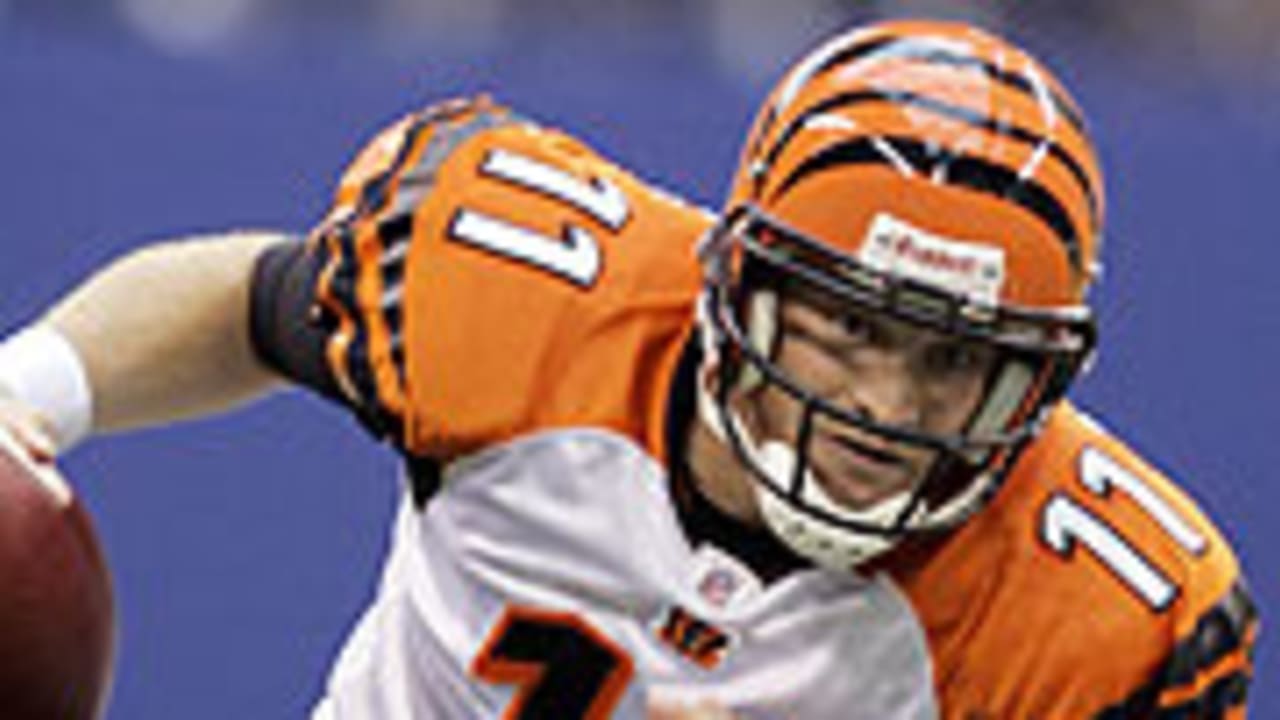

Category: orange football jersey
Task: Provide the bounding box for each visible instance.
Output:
[302,96,1255,719]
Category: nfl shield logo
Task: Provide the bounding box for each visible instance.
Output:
[698,567,739,607]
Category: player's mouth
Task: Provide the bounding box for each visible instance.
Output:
[814,431,918,507]
[830,433,906,469]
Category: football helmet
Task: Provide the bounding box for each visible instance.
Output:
[698,19,1104,569]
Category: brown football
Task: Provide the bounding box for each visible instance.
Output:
[0,430,115,719]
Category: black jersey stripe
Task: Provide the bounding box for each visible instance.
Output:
[374,213,411,374]
[1166,581,1259,686]
[355,117,433,217]
[1093,581,1258,720]
[758,88,1100,233]
[350,112,431,418]
[326,100,498,442]
[376,103,516,375]
[333,99,518,442]
[327,220,402,440]
[769,135,1084,273]
[1159,670,1251,719]
[1095,670,1252,720]
[333,116,434,441]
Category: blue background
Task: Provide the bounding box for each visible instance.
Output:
[1,9,1274,718]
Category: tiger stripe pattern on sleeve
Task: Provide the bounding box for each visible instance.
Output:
[309,97,515,444]
[1096,580,1259,719]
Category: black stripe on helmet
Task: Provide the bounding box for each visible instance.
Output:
[769,135,1085,274]
[745,34,896,199]
[807,34,1087,134]
[759,88,1100,234]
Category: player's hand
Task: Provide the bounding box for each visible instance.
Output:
[0,397,58,464]
[647,697,740,720]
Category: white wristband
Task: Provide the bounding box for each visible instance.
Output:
[0,325,94,452]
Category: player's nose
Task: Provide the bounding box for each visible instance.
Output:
[843,357,923,428]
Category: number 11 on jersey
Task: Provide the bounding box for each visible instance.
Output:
[449,149,631,288]
[1041,446,1207,611]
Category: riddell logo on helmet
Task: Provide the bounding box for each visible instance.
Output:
[859,213,1006,304]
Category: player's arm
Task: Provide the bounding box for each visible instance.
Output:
[0,231,290,452]
[1,97,524,462]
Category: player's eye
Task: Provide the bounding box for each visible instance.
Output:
[780,293,884,358]
[836,310,875,344]
[803,309,879,357]
[924,341,991,377]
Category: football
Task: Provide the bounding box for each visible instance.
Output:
[0,429,115,719]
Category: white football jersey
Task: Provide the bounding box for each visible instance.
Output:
[314,429,937,719]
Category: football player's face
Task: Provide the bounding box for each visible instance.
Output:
[741,292,997,510]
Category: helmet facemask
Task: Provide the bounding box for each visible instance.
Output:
[696,205,1096,570]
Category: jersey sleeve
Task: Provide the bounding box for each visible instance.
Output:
[301,95,709,458]
[894,402,1260,719]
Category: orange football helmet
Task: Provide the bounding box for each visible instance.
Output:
[698,19,1104,568]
